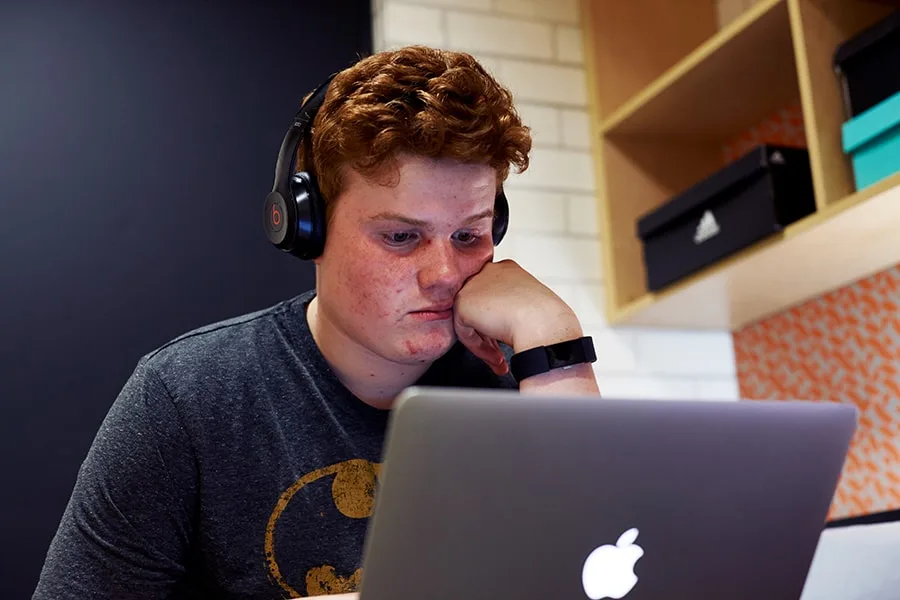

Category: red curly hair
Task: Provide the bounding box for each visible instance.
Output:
[296,45,532,219]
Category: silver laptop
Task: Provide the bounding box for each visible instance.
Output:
[357,387,857,600]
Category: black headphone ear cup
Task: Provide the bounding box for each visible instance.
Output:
[492,188,510,246]
[265,73,336,260]
[286,171,327,260]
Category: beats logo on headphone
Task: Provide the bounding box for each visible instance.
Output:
[264,71,510,260]
[270,203,282,229]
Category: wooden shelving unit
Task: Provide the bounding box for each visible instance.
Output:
[581,0,900,330]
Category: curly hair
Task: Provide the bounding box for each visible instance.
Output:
[296,45,532,218]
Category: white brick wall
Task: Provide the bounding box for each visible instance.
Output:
[372,0,740,400]
[446,13,554,59]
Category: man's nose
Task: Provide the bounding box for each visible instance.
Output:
[417,240,463,291]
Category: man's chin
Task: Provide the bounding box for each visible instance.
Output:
[393,330,457,365]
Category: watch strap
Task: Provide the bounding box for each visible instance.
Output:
[509,336,597,382]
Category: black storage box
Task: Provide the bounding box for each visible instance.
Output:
[636,145,816,292]
[834,9,900,118]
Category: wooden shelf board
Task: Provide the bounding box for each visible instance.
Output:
[609,172,900,330]
[599,0,798,141]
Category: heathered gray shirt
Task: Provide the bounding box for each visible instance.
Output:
[33,289,517,599]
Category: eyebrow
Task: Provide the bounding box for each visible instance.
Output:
[367,208,495,228]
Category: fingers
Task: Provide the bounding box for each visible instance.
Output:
[483,337,508,375]
[455,318,508,376]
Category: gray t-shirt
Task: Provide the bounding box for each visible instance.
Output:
[33,289,517,599]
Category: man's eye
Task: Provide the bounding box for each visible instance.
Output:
[383,232,418,246]
[453,231,481,245]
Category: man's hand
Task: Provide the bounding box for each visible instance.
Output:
[453,259,599,394]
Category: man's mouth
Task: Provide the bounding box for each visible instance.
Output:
[409,305,454,321]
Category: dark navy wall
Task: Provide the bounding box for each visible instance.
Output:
[0,1,372,595]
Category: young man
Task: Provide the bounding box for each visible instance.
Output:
[33,45,599,599]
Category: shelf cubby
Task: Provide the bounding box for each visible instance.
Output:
[791,0,896,207]
[581,0,900,329]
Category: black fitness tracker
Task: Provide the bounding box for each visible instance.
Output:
[509,336,597,381]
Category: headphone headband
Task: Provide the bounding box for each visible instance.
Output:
[271,73,337,200]
[293,73,336,133]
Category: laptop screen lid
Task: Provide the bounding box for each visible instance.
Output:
[358,387,857,600]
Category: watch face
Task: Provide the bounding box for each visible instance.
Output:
[547,337,590,369]
[549,343,576,365]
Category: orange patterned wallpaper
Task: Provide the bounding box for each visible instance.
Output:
[725,104,900,519]
[722,101,806,163]
[733,267,900,519]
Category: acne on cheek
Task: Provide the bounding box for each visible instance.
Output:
[346,276,378,316]
[352,286,372,312]
[345,267,397,318]
[351,294,391,319]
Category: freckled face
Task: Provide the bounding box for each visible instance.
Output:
[314,154,496,366]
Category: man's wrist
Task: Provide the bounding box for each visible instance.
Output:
[510,306,584,354]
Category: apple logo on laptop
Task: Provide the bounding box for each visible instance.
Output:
[581,527,644,599]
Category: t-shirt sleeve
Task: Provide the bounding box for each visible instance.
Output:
[33,360,198,600]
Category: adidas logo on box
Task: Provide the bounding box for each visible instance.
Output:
[693,210,720,244]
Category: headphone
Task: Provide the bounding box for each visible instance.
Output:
[263,72,510,260]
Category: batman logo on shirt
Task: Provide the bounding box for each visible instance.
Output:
[265,459,382,597]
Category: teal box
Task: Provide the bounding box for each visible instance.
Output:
[842,89,900,191]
